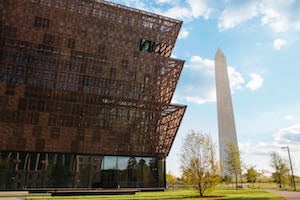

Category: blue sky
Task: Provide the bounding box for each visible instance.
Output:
[109,0,300,176]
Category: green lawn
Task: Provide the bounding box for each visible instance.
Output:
[0,189,284,200]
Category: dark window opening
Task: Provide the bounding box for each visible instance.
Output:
[140,39,156,53]
[34,16,50,28]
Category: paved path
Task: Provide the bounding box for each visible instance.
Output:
[267,190,300,200]
[0,191,27,200]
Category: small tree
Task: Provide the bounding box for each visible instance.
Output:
[270,152,290,188]
[245,166,258,187]
[166,172,177,189]
[223,174,232,185]
[225,142,242,189]
[180,131,220,197]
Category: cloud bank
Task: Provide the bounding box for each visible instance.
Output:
[173,56,263,104]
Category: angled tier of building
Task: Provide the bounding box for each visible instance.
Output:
[0,0,186,189]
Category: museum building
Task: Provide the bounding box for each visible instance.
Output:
[0,0,186,189]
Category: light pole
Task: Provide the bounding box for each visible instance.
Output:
[281,146,296,191]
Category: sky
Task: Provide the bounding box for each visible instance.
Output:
[108,0,300,177]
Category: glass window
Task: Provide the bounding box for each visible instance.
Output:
[102,156,117,170]
[140,39,150,53]
[140,39,156,53]
[117,156,129,170]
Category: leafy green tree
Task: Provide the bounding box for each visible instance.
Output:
[180,131,221,197]
[166,172,177,189]
[245,166,258,187]
[225,142,242,189]
[223,174,232,185]
[270,152,290,188]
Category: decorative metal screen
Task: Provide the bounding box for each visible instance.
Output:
[0,0,186,157]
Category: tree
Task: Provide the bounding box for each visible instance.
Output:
[270,152,290,188]
[225,142,242,189]
[223,174,232,185]
[180,131,220,197]
[245,166,258,187]
[166,172,177,188]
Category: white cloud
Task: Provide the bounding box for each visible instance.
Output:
[174,56,216,104]
[161,6,193,19]
[156,0,212,20]
[273,39,286,50]
[217,0,300,33]
[186,0,212,20]
[218,1,258,31]
[228,66,245,92]
[188,56,214,74]
[114,0,300,33]
[239,141,275,156]
[260,0,291,32]
[284,115,294,121]
[178,28,190,39]
[246,73,263,90]
[173,55,245,104]
[274,123,300,152]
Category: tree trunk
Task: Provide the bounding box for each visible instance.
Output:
[279,173,282,188]
[235,172,238,190]
[199,183,203,197]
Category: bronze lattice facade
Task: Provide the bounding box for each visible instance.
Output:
[0,0,186,189]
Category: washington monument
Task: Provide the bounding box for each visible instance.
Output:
[214,48,239,176]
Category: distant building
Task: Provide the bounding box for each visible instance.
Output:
[0,0,186,189]
[214,48,239,176]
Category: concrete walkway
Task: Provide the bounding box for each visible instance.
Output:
[267,190,300,200]
[0,191,27,200]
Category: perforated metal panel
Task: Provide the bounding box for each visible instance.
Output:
[0,0,186,157]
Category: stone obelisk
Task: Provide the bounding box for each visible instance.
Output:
[214,48,238,176]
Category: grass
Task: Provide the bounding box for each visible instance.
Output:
[0,189,285,200]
